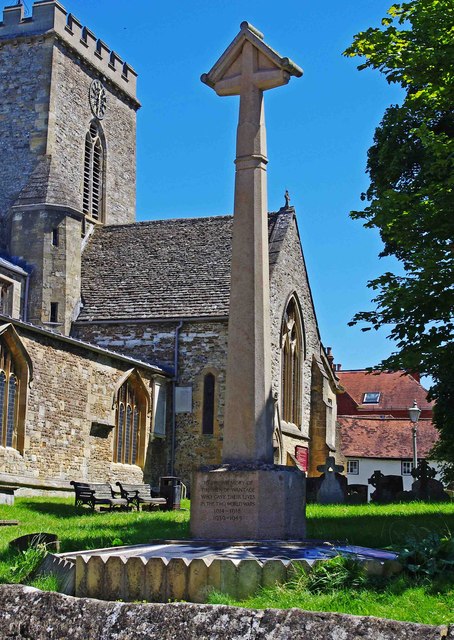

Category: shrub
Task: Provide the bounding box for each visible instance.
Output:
[399,531,454,577]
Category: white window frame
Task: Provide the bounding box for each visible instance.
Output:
[401,460,414,476]
[347,459,360,475]
[363,392,381,404]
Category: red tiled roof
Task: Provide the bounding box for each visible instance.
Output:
[338,416,439,459]
[337,370,433,413]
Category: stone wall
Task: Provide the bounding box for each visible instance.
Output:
[0,5,137,226]
[0,37,53,227]
[51,39,137,225]
[0,324,165,491]
[73,214,339,487]
[269,214,321,442]
[10,211,82,334]
[0,586,450,640]
[269,213,339,472]
[73,320,228,489]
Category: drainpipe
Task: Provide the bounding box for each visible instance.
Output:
[22,271,30,323]
[170,320,183,476]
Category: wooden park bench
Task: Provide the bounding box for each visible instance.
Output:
[70,481,128,511]
[116,482,167,511]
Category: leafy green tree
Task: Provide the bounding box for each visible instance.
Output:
[344,0,454,478]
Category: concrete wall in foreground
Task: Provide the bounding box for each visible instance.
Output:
[0,585,450,640]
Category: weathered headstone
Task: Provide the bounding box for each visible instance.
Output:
[346,484,368,505]
[411,460,449,501]
[368,470,403,503]
[0,485,18,506]
[316,456,347,505]
[9,532,60,553]
[191,23,305,540]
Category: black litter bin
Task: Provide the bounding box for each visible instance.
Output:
[159,476,182,510]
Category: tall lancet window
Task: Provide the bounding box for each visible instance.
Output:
[281,296,304,427]
[114,372,148,467]
[83,121,105,222]
[0,341,20,449]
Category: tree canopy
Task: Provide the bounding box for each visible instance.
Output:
[344,0,454,478]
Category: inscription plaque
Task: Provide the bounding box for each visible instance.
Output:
[190,467,306,540]
[199,478,256,523]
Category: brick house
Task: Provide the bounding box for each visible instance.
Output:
[336,369,442,496]
[0,1,340,494]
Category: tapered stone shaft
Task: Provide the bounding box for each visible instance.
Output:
[201,23,302,465]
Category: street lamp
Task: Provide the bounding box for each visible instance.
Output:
[408,399,421,469]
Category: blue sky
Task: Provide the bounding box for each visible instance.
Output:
[11,0,405,371]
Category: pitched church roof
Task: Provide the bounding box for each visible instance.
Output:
[78,210,292,322]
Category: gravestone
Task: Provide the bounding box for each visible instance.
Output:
[316,456,347,505]
[368,470,403,503]
[191,23,305,540]
[9,532,60,553]
[346,484,368,504]
[0,485,18,506]
[411,460,450,501]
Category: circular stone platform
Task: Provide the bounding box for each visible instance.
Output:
[55,540,400,603]
[62,539,397,564]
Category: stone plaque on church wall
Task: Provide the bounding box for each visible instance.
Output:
[190,466,306,540]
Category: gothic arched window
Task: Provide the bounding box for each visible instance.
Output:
[202,373,215,435]
[0,338,25,450]
[281,296,304,426]
[83,121,105,222]
[114,375,147,466]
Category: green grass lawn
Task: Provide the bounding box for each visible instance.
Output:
[0,498,453,624]
[207,576,454,626]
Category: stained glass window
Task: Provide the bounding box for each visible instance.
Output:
[0,340,22,450]
[114,377,145,465]
[83,121,105,222]
[202,373,215,435]
[281,297,303,426]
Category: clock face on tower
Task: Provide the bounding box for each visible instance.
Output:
[89,80,107,120]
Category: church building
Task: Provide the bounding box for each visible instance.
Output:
[0,0,340,494]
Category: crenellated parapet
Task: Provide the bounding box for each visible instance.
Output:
[0,1,138,101]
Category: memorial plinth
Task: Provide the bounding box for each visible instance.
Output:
[191,465,306,540]
[190,23,305,541]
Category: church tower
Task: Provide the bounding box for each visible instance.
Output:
[0,1,140,333]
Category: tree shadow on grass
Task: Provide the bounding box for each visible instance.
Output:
[60,517,191,553]
[16,500,92,520]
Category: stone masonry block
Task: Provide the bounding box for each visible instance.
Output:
[125,556,146,602]
[286,559,311,582]
[86,555,105,599]
[187,558,209,604]
[144,557,167,602]
[236,560,262,601]
[0,585,448,639]
[218,559,237,598]
[363,559,384,577]
[74,555,88,597]
[206,558,221,595]
[103,556,125,601]
[383,560,403,577]
[166,558,189,602]
[261,559,287,588]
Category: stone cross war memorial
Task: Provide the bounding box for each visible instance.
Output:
[190,23,306,541]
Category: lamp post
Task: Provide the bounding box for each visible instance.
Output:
[408,399,421,469]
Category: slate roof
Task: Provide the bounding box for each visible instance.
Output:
[78,211,292,322]
[14,156,79,211]
[338,416,439,459]
[337,369,433,414]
